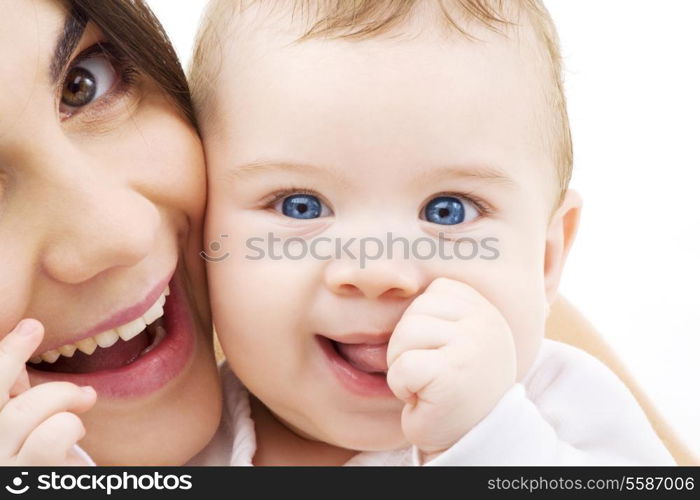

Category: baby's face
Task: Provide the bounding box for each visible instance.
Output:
[204,16,564,450]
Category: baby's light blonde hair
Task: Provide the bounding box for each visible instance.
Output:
[190,0,572,199]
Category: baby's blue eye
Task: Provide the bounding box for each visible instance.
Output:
[422,196,478,225]
[280,194,325,219]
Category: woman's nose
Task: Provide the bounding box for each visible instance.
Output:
[37,168,161,285]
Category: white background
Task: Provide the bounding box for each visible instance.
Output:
[146,0,700,456]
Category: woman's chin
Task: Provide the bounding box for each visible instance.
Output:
[24,262,222,465]
[80,339,222,465]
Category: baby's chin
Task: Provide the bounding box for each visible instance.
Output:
[312,418,409,453]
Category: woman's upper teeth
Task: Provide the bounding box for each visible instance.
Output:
[29,286,169,364]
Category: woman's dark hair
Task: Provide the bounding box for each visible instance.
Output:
[68,0,196,127]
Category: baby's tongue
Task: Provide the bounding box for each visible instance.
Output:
[335,342,389,373]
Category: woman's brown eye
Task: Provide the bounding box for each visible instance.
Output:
[62,67,97,107]
[60,53,118,116]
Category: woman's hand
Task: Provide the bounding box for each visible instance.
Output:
[0,319,97,465]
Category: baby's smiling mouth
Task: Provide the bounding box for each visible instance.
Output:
[332,341,389,375]
[316,333,394,397]
[28,287,169,374]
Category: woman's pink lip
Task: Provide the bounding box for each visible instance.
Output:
[316,335,394,398]
[27,272,196,399]
[34,270,175,355]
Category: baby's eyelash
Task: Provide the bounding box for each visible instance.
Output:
[258,187,495,221]
[261,187,326,210]
[430,191,494,217]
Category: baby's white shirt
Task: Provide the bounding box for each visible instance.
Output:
[187,339,675,466]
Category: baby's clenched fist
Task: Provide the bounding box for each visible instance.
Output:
[386,277,517,461]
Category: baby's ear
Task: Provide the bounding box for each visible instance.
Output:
[543,189,582,304]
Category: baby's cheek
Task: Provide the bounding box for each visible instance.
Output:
[203,190,224,240]
[498,270,547,380]
[470,235,547,376]
[203,187,241,258]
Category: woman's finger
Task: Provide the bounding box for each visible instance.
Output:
[0,319,44,400]
[15,412,86,466]
[0,382,96,458]
[0,319,43,407]
[8,365,30,398]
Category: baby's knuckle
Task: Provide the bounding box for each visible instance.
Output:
[386,363,405,389]
[385,371,401,395]
[392,351,416,376]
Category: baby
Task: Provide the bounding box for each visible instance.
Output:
[188,0,674,465]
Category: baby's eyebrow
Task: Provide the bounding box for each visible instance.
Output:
[412,165,516,187]
[224,160,515,189]
[224,160,351,187]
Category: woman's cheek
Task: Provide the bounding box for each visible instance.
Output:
[0,224,35,336]
[103,92,207,220]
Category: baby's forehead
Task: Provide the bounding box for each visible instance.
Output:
[219,0,546,63]
[211,3,550,134]
[212,3,550,122]
[198,1,563,199]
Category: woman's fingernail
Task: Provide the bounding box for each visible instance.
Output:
[81,386,96,397]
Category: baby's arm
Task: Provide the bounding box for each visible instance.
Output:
[418,340,675,465]
[387,278,674,465]
[0,319,97,466]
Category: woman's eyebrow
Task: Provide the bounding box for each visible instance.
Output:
[49,8,87,84]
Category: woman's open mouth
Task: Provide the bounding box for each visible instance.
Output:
[29,287,169,373]
[26,269,196,399]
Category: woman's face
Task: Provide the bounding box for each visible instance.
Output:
[0,0,221,464]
